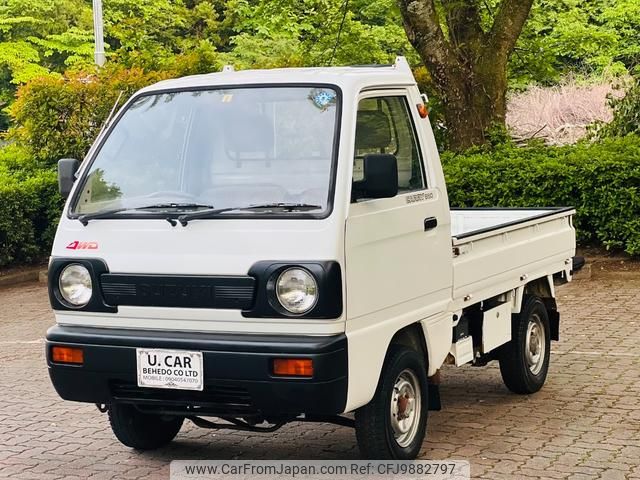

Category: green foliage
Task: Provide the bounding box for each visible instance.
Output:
[443,136,640,255]
[102,0,223,69]
[223,0,415,68]
[0,0,415,82]
[0,0,94,127]
[510,0,640,87]
[0,0,225,76]
[0,142,41,176]
[0,164,61,267]
[28,27,94,67]
[0,40,50,83]
[595,79,640,139]
[8,67,172,164]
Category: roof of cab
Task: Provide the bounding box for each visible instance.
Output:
[139,56,416,94]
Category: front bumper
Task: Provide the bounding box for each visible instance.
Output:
[46,325,348,417]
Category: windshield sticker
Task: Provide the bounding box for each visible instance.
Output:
[309,88,336,111]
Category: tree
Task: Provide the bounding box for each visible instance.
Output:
[223,0,415,68]
[397,0,535,150]
[510,0,640,87]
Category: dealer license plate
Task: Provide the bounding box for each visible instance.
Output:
[136,348,203,391]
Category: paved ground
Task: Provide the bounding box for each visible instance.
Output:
[1,276,639,479]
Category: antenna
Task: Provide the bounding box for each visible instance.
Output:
[222,65,235,73]
[97,91,124,139]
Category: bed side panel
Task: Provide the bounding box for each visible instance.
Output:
[452,214,575,304]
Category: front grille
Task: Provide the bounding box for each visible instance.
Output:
[215,285,255,302]
[99,274,255,309]
[110,381,256,415]
[101,282,137,296]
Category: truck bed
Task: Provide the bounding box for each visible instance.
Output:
[450,207,576,308]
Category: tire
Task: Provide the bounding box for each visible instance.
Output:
[355,344,428,459]
[499,295,551,394]
[108,404,183,450]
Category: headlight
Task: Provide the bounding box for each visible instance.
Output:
[58,264,93,307]
[276,268,318,314]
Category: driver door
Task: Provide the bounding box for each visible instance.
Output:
[345,90,452,326]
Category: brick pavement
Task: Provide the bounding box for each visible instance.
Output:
[0,277,639,479]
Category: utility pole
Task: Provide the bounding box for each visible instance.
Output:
[93,0,106,67]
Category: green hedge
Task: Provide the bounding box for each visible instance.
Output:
[442,135,640,254]
[0,168,62,267]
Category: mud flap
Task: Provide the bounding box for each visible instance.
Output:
[548,309,560,341]
[428,383,441,411]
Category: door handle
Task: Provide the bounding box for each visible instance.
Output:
[424,217,438,231]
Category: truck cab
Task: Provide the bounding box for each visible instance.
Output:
[46,57,577,459]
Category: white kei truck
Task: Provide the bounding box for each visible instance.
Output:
[46,57,581,459]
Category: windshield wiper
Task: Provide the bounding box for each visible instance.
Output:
[177,203,322,226]
[77,203,214,226]
[242,203,323,212]
[177,207,244,226]
[141,202,214,209]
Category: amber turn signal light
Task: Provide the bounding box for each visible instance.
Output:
[51,346,84,364]
[272,358,313,377]
[417,103,429,118]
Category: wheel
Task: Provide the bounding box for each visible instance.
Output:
[108,404,183,450]
[498,295,551,394]
[355,344,428,459]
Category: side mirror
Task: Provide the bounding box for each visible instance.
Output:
[353,153,398,201]
[58,158,80,199]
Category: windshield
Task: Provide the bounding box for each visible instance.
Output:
[71,86,339,217]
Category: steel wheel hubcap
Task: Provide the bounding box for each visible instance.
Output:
[525,313,546,375]
[390,369,421,448]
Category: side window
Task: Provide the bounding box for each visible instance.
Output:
[353,96,425,196]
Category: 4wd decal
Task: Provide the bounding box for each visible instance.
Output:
[66,241,98,250]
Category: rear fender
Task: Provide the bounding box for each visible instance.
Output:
[514,276,559,341]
